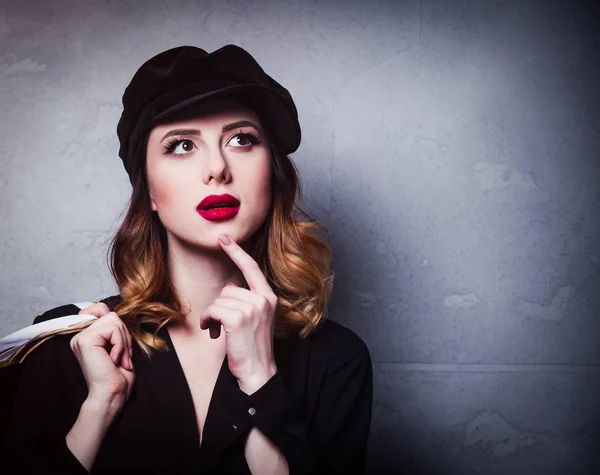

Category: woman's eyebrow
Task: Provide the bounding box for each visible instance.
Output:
[221,120,260,133]
[161,129,200,141]
[160,120,261,142]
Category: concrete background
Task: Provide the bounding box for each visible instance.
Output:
[1,0,599,473]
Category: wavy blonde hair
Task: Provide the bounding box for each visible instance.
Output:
[6,117,334,365]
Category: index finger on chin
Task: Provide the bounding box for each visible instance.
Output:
[218,235,271,295]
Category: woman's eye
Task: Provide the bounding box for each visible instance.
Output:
[228,133,260,148]
[164,139,195,155]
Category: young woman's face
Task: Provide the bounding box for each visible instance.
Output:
[145,100,272,251]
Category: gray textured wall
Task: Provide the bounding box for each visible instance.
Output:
[1,1,599,474]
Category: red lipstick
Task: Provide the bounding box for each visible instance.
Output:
[197,194,240,221]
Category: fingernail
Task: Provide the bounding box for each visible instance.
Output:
[219,234,232,245]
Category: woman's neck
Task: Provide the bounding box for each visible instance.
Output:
[165,236,248,336]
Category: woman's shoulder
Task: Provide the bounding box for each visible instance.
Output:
[20,295,124,361]
[307,318,372,366]
[33,294,123,324]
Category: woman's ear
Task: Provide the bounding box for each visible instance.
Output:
[149,193,158,212]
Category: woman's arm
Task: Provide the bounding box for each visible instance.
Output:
[65,397,121,472]
[1,303,134,474]
[269,343,372,474]
[239,371,290,475]
[245,426,290,475]
[0,336,92,475]
[0,344,123,475]
[223,331,373,475]
[64,304,135,472]
[199,238,373,473]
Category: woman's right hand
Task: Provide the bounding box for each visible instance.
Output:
[69,302,135,412]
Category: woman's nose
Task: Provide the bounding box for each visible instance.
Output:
[203,145,230,183]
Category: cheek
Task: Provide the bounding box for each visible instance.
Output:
[147,165,186,210]
[252,164,272,209]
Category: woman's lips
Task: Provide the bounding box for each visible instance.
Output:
[197,205,240,221]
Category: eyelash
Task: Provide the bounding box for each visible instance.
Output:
[162,132,261,155]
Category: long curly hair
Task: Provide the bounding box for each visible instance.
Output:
[7,114,334,365]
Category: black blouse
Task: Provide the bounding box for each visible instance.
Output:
[0,295,373,474]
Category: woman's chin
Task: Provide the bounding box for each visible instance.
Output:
[194,233,247,251]
[165,221,260,252]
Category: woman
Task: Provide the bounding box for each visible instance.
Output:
[0,45,372,475]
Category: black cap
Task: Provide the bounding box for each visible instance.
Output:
[116,44,301,178]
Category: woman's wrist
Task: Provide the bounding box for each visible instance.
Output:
[237,364,278,395]
[82,396,123,421]
[66,398,120,472]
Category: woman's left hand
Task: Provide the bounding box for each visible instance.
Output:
[199,233,278,394]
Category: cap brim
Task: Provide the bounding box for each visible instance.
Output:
[149,84,301,154]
